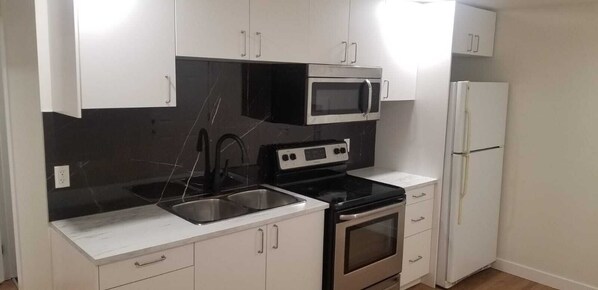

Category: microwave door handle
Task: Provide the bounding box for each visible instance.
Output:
[363,79,373,117]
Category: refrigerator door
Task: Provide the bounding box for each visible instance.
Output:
[446,148,504,283]
[453,82,508,153]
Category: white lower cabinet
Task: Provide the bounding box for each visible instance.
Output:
[51,211,324,290]
[400,185,435,288]
[111,267,194,290]
[265,213,324,290]
[195,211,324,290]
[401,230,432,286]
[51,229,195,290]
[195,227,267,290]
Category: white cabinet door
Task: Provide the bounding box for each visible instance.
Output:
[111,267,194,290]
[348,0,386,67]
[309,0,351,65]
[176,0,250,60]
[452,3,496,57]
[250,0,310,63]
[381,0,419,101]
[473,8,496,57]
[195,227,266,290]
[77,0,176,108]
[266,212,324,290]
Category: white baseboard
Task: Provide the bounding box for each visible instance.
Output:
[493,258,597,290]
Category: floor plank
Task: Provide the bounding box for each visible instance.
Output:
[409,269,555,290]
[0,280,17,290]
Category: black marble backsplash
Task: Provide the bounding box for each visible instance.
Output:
[43,60,376,221]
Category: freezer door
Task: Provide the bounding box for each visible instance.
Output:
[453,82,508,153]
[447,148,504,283]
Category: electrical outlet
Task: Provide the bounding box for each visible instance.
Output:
[344,138,351,152]
[54,165,70,189]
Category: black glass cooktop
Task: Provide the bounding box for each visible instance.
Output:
[280,175,405,210]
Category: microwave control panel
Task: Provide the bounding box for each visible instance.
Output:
[277,142,348,170]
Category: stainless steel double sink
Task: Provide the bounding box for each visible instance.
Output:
[161,187,304,225]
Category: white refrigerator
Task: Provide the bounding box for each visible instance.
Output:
[436,81,509,288]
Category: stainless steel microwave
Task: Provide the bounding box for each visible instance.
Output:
[268,64,382,125]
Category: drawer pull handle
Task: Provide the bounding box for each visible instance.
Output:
[134,255,166,267]
[411,216,425,222]
[409,255,423,263]
[412,193,426,198]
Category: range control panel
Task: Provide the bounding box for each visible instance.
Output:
[277,142,349,170]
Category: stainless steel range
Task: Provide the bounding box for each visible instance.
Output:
[260,140,406,290]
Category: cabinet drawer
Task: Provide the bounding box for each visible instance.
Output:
[100,244,194,290]
[111,266,194,290]
[404,199,433,237]
[401,230,432,286]
[405,185,434,205]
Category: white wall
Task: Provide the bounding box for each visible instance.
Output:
[375,1,455,286]
[452,2,598,288]
[0,0,53,289]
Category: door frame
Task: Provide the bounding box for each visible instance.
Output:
[0,10,17,282]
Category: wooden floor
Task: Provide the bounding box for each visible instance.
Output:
[409,269,554,290]
[0,280,17,290]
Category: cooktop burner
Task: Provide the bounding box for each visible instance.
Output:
[280,174,404,210]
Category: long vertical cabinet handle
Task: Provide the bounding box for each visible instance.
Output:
[272,225,279,249]
[383,80,390,99]
[241,30,247,57]
[164,75,172,104]
[458,83,472,225]
[341,41,348,63]
[467,34,474,52]
[256,32,262,58]
[351,42,358,64]
[474,35,480,53]
[258,228,264,254]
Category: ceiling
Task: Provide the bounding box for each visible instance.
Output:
[455,0,598,10]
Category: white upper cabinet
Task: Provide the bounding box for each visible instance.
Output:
[308,0,351,65]
[77,0,176,109]
[46,0,176,116]
[249,0,310,63]
[452,3,496,57]
[176,0,310,63]
[380,0,420,101]
[347,0,386,67]
[176,0,250,60]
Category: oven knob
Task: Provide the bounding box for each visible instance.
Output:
[290,153,297,160]
[282,154,289,161]
[340,147,347,154]
[334,148,341,155]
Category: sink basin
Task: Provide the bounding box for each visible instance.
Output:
[227,189,302,210]
[172,199,248,224]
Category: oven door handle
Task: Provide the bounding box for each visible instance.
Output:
[339,202,404,221]
[363,79,373,117]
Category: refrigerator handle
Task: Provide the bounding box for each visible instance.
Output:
[458,85,472,225]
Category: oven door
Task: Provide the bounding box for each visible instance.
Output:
[334,202,406,290]
[307,78,381,125]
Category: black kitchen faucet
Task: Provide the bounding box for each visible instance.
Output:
[196,129,247,193]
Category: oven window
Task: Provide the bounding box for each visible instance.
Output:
[344,214,398,273]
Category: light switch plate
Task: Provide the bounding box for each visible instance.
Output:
[54,165,70,189]
[344,138,351,152]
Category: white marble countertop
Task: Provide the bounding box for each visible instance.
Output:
[348,167,437,190]
[50,185,328,266]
